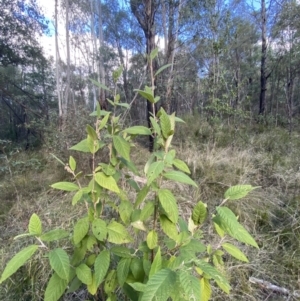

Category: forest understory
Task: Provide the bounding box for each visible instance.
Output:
[1,117,300,301]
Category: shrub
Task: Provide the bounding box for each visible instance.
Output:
[0,63,258,301]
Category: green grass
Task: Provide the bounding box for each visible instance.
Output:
[1,119,300,300]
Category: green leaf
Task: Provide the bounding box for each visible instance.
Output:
[104,270,118,294]
[116,102,130,109]
[123,126,152,136]
[173,158,191,174]
[160,215,178,241]
[73,217,89,245]
[150,47,158,60]
[119,200,133,225]
[146,161,164,185]
[99,112,111,130]
[146,230,158,249]
[163,170,197,187]
[94,250,110,286]
[141,268,176,301]
[95,172,120,193]
[90,78,111,91]
[179,270,201,301]
[107,221,132,244]
[48,248,70,281]
[150,117,161,135]
[130,258,145,280]
[149,247,162,278]
[140,202,155,221]
[129,282,146,292]
[154,64,172,77]
[192,201,207,225]
[224,185,256,200]
[194,260,230,293]
[117,258,131,286]
[51,182,79,192]
[92,218,107,241]
[72,189,83,205]
[222,243,249,262]
[69,156,76,171]
[40,229,69,242]
[113,135,130,161]
[158,189,178,223]
[76,263,92,285]
[200,277,212,301]
[111,246,132,258]
[28,213,42,235]
[87,274,97,295]
[44,272,68,301]
[69,139,90,152]
[214,207,259,248]
[0,245,38,284]
[159,108,171,139]
[134,185,150,208]
[50,153,65,166]
[134,89,155,103]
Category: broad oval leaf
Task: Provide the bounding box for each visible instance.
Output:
[48,248,70,281]
[160,215,178,241]
[214,207,259,248]
[194,260,230,293]
[95,172,120,193]
[44,272,68,301]
[172,158,191,174]
[107,221,132,244]
[51,182,79,192]
[113,135,130,161]
[92,218,107,241]
[95,250,110,287]
[222,243,249,262]
[123,126,152,136]
[149,247,162,278]
[158,189,178,223]
[179,270,201,301]
[0,245,39,284]
[76,263,92,285]
[200,277,212,301]
[69,156,76,171]
[224,185,256,200]
[141,268,176,301]
[117,258,131,286]
[146,230,158,250]
[40,229,69,242]
[146,161,164,185]
[163,170,197,187]
[73,217,89,245]
[134,89,155,103]
[69,139,90,153]
[87,274,97,295]
[28,213,42,235]
[110,246,132,258]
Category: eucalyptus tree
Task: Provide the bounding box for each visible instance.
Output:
[0,0,54,145]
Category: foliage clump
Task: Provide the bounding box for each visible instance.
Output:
[0,69,258,301]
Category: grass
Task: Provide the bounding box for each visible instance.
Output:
[1,117,300,300]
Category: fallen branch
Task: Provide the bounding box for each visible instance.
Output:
[249,277,300,298]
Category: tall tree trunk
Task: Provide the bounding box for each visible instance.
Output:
[259,0,267,115]
[55,0,63,131]
[163,0,182,114]
[97,0,107,110]
[130,0,159,151]
[65,0,71,116]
